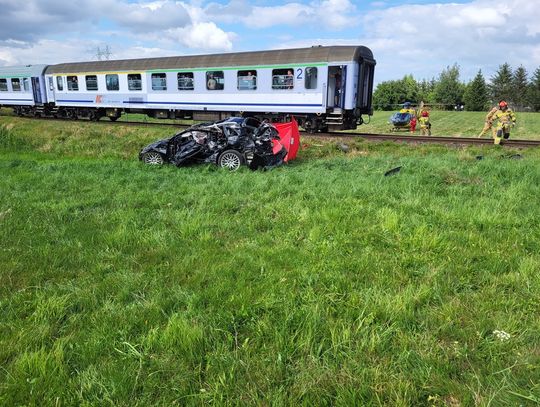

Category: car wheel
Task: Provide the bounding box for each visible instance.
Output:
[218,150,244,171]
[142,152,165,165]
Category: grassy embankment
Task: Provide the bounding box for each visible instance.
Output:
[1,112,540,405]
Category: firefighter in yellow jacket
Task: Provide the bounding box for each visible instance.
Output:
[492,100,516,145]
[477,105,498,138]
[418,110,431,136]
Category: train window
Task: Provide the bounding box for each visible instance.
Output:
[206,71,224,90]
[305,67,318,89]
[237,70,257,90]
[151,73,167,91]
[272,69,293,90]
[23,78,30,92]
[85,75,98,91]
[128,74,142,91]
[0,79,7,92]
[106,74,119,91]
[177,72,194,90]
[11,78,21,92]
[48,77,54,91]
[152,73,167,90]
[67,76,79,91]
[56,76,64,91]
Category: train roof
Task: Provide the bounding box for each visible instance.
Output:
[0,64,48,78]
[45,46,375,74]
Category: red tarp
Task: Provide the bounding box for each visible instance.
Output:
[273,117,300,162]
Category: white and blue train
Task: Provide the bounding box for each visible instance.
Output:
[0,45,375,132]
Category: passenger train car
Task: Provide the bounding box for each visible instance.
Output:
[0,46,375,132]
[0,65,48,110]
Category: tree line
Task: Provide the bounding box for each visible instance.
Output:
[373,64,540,112]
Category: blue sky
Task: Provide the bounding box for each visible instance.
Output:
[0,0,538,85]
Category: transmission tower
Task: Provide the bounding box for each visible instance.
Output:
[95,45,112,61]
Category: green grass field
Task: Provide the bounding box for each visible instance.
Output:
[1,112,540,405]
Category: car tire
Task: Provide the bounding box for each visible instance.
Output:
[142,152,165,165]
[218,150,244,171]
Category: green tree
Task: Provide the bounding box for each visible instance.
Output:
[463,70,489,111]
[511,65,528,110]
[433,64,465,109]
[372,75,419,110]
[489,63,513,102]
[418,78,436,104]
[526,67,540,111]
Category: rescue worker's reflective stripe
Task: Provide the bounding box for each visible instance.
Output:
[492,108,516,144]
[493,109,516,129]
[418,117,430,128]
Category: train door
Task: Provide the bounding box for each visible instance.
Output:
[328,66,345,109]
[31,77,42,104]
[356,58,375,115]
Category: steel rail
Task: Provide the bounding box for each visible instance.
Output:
[312,132,540,148]
[0,113,189,128]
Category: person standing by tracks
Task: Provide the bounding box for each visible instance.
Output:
[418,109,431,136]
[492,100,516,145]
[477,105,498,138]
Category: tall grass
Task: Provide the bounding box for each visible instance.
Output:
[1,115,540,405]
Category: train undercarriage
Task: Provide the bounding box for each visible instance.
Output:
[6,104,364,132]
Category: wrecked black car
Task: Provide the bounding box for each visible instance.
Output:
[139,117,287,171]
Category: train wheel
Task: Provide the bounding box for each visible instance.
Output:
[303,118,317,133]
[109,116,119,122]
[88,111,99,121]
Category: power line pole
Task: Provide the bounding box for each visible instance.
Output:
[95,45,112,61]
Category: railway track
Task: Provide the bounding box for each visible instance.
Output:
[2,113,539,147]
[0,113,190,128]
[313,132,540,148]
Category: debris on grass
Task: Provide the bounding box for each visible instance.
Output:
[336,143,350,153]
[501,153,523,160]
[384,166,402,176]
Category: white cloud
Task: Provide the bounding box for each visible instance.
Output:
[166,23,236,51]
[445,6,507,29]
[206,0,358,30]
[0,38,196,66]
[0,0,192,40]
[362,0,540,82]
[0,0,236,65]
[317,0,357,29]
[0,39,99,66]
[113,1,191,32]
